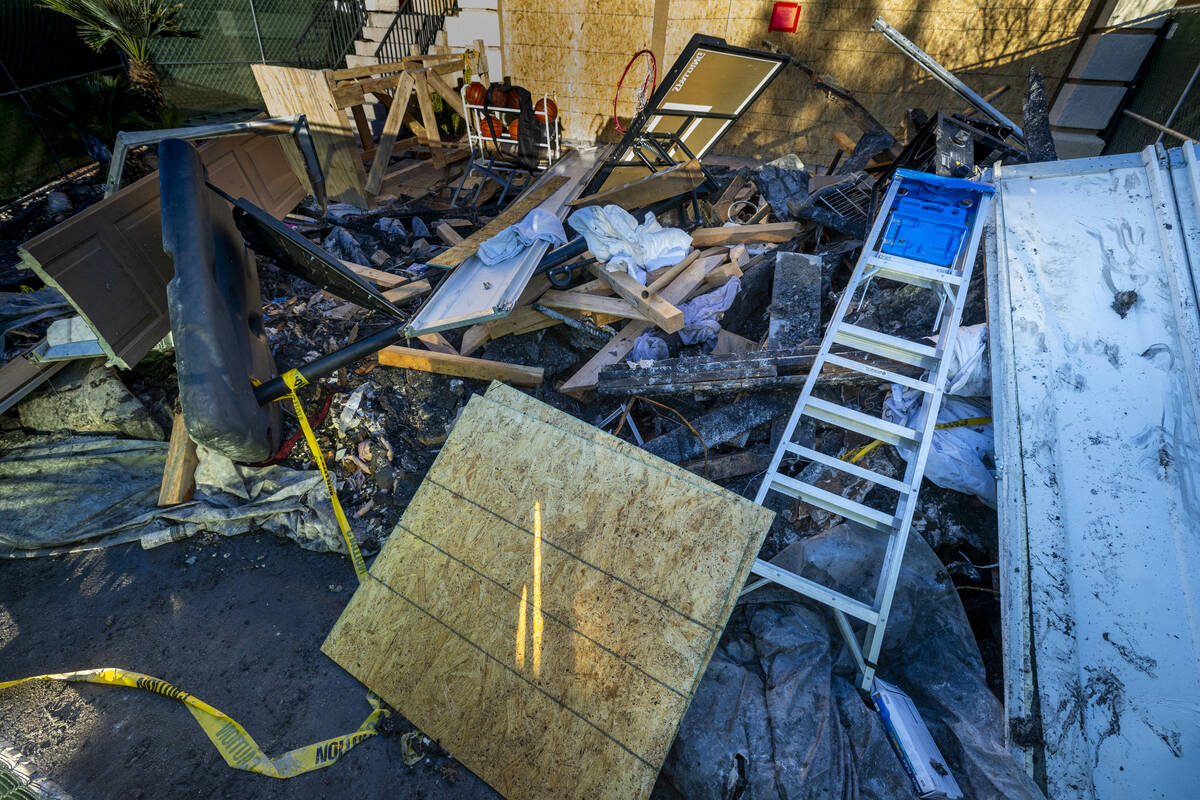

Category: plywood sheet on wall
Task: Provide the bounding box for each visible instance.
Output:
[323,382,773,800]
[502,0,1101,164]
[19,135,303,369]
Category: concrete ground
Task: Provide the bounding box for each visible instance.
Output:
[0,532,501,800]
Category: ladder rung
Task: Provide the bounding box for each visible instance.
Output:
[865,251,963,289]
[783,442,911,494]
[749,558,880,624]
[834,323,939,370]
[802,397,919,448]
[767,472,897,533]
[823,353,935,393]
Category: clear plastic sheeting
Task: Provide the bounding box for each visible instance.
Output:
[0,436,344,558]
[660,522,1044,800]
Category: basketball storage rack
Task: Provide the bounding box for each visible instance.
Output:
[451,88,562,206]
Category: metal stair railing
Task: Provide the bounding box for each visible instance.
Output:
[374,0,458,63]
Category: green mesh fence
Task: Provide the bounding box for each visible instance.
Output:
[1105,14,1200,155]
[153,0,366,116]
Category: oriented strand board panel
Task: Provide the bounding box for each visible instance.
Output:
[324,382,772,800]
[251,64,369,207]
[19,135,303,369]
[501,0,1102,165]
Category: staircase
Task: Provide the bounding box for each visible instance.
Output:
[344,0,458,69]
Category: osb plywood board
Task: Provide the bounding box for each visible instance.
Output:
[19,135,302,370]
[502,0,1100,162]
[251,64,369,207]
[324,382,772,800]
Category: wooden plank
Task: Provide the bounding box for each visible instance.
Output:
[416,331,457,355]
[413,72,445,169]
[158,412,199,507]
[0,347,66,415]
[382,280,432,304]
[329,60,407,81]
[568,158,703,209]
[365,72,416,196]
[330,72,404,109]
[689,222,800,247]
[424,69,466,117]
[558,253,727,396]
[322,385,772,800]
[350,104,373,149]
[427,176,570,268]
[435,222,464,245]
[340,259,407,288]
[377,346,542,386]
[538,290,649,322]
[19,135,303,369]
[644,249,700,292]
[697,262,743,292]
[590,264,684,333]
[251,64,368,207]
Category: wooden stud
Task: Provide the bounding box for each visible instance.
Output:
[365,72,416,196]
[538,290,649,322]
[590,264,684,333]
[340,259,407,288]
[416,331,458,355]
[383,280,432,304]
[377,346,543,386]
[436,222,464,245]
[350,104,373,149]
[558,253,727,396]
[414,72,445,169]
[158,412,199,507]
[690,223,800,247]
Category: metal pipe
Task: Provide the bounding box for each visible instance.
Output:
[1158,62,1200,144]
[253,323,407,405]
[872,17,1025,146]
[1123,109,1193,142]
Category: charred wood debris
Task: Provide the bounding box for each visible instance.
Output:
[0,72,1053,694]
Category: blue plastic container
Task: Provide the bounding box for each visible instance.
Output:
[879,171,988,267]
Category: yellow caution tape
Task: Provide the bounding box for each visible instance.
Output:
[934,415,992,430]
[277,369,368,583]
[841,417,993,464]
[0,668,389,779]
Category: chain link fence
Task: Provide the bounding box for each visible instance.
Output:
[152,0,366,117]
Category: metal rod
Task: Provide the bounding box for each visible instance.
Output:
[1123,109,1192,142]
[872,17,1025,146]
[253,323,407,405]
[1158,62,1200,144]
[0,64,123,98]
[248,0,267,64]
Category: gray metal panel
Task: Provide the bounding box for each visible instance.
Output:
[990,144,1200,799]
[405,146,609,336]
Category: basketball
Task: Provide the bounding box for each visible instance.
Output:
[480,116,505,137]
[484,84,507,107]
[508,118,521,139]
[506,88,522,109]
[464,82,485,106]
[535,98,558,124]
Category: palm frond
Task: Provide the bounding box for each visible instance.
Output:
[37,0,199,61]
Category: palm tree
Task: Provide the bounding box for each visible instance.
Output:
[38,0,198,111]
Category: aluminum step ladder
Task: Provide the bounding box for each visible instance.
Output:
[747,169,995,690]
